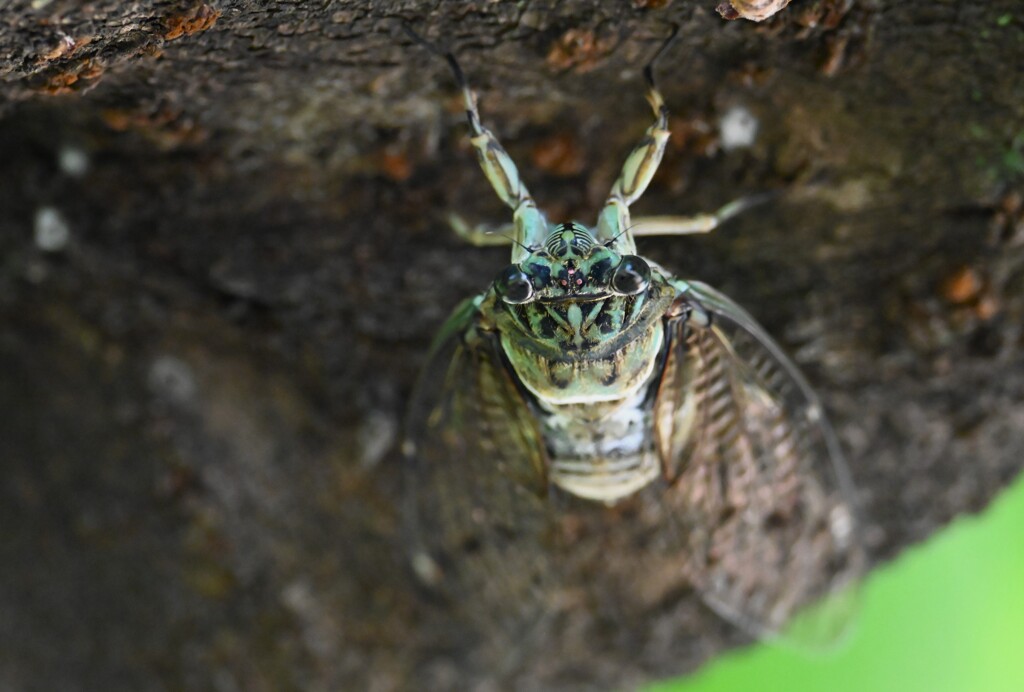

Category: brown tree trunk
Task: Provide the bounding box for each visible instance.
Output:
[1,1,1022,689]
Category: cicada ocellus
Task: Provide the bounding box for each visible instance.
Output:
[402,27,864,654]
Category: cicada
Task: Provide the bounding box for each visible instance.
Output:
[402,28,863,657]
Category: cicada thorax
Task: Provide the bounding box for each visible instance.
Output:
[492,284,674,406]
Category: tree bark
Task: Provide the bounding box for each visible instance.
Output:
[1,0,1023,689]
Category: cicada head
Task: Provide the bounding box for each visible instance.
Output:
[492,222,655,304]
[488,222,675,405]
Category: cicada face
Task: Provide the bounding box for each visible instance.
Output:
[485,222,676,405]
[492,222,646,304]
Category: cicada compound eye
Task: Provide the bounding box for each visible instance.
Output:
[494,264,535,304]
[611,255,651,295]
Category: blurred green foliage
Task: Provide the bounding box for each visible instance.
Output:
[653,472,1024,692]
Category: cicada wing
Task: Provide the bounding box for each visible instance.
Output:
[659,280,865,646]
[404,297,558,644]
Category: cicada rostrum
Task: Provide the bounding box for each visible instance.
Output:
[402,27,864,658]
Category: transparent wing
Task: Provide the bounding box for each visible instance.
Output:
[403,297,559,653]
[657,280,865,645]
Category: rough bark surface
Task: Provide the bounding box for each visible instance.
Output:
[1,1,1023,690]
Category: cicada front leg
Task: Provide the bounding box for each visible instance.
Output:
[447,213,517,247]
[404,25,548,262]
[594,29,678,254]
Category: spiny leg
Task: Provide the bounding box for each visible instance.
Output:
[448,196,768,247]
[404,25,548,262]
[449,213,517,246]
[595,25,678,253]
[630,193,774,236]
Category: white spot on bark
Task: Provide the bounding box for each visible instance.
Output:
[411,550,443,586]
[359,410,397,468]
[719,105,759,151]
[830,504,855,549]
[33,207,71,252]
[148,356,198,405]
[58,146,90,177]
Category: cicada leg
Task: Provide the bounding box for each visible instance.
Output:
[630,193,774,237]
[404,25,548,262]
[448,213,517,247]
[595,28,678,254]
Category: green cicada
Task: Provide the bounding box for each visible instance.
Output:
[403,28,864,655]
